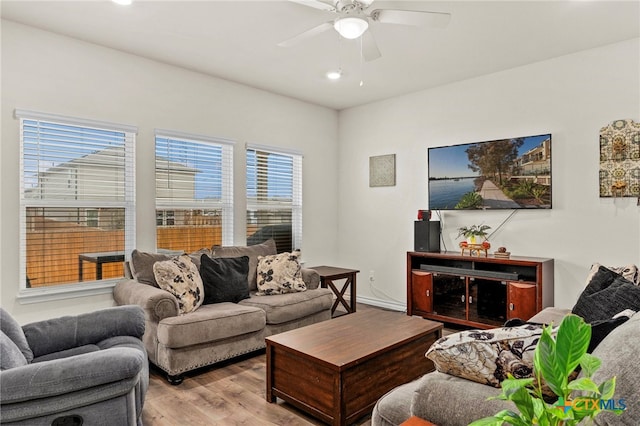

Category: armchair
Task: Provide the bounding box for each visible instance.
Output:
[0,305,149,426]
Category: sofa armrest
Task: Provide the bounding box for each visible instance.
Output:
[0,347,145,404]
[302,268,321,290]
[22,306,145,358]
[114,279,179,323]
[529,307,571,325]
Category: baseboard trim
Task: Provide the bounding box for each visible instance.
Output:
[356,295,406,313]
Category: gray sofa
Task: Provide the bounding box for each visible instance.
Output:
[114,240,333,384]
[372,307,640,425]
[0,305,148,426]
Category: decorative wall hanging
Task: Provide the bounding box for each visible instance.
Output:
[369,154,396,187]
[599,119,640,200]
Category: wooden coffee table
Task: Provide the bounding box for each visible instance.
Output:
[266,310,442,426]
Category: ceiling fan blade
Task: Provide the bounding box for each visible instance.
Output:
[362,30,381,62]
[371,9,451,28]
[277,21,334,47]
[288,0,336,12]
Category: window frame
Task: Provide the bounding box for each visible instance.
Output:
[154,129,234,251]
[16,109,137,304]
[246,143,303,252]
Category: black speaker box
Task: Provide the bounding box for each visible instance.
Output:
[414,220,441,252]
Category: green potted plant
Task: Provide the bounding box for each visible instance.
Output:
[457,224,491,244]
[470,314,623,426]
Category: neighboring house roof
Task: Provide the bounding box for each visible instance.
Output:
[36,146,198,176]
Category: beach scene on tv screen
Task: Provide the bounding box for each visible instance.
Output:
[428,134,551,210]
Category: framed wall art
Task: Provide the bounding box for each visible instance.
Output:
[599,119,640,199]
[369,154,396,187]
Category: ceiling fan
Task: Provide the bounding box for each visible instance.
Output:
[279,0,452,61]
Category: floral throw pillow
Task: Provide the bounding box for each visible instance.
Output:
[425,323,558,388]
[256,250,307,295]
[153,254,204,314]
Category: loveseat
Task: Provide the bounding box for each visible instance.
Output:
[372,264,640,426]
[114,239,333,384]
[0,306,148,425]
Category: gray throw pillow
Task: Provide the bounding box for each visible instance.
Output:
[130,249,171,287]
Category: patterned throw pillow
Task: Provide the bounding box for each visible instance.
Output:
[256,250,307,295]
[425,324,557,388]
[153,254,204,314]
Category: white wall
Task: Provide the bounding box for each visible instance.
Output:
[1,21,340,323]
[338,38,640,311]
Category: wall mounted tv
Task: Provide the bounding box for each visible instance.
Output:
[428,134,552,210]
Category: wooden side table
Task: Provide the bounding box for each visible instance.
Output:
[308,266,359,315]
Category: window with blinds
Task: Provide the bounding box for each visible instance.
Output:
[18,110,136,289]
[246,145,302,253]
[155,130,233,253]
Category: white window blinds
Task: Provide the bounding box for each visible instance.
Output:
[155,130,234,252]
[17,109,136,289]
[246,144,302,253]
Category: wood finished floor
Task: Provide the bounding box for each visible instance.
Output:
[142,304,454,426]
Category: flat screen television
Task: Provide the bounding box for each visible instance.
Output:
[428,133,552,210]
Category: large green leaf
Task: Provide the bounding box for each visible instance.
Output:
[499,376,534,398]
[599,376,617,400]
[555,315,591,377]
[510,386,535,421]
[579,352,601,378]
[468,416,504,426]
[535,326,565,397]
[567,377,600,393]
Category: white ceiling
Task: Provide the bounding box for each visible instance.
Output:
[2,0,639,110]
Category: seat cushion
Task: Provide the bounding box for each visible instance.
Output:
[410,371,514,426]
[239,288,333,325]
[156,303,265,349]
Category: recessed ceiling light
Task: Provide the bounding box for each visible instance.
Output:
[112,0,132,5]
[326,70,342,80]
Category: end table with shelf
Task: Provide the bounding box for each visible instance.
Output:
[308,266,359,316]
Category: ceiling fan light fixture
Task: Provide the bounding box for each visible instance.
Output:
[334,17,368,39]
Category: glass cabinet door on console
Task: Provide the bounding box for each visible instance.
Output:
[431,273,466,322]
[468,278,507,327]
